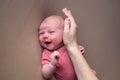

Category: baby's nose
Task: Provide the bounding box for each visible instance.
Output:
[43,33,49,38]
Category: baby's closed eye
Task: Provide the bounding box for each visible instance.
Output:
[49,31,56,34]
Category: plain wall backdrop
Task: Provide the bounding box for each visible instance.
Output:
[0,0,120,80]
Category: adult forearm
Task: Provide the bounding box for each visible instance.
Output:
[66,43,99,80]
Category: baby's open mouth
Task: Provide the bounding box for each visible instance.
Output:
[45,42,51,44]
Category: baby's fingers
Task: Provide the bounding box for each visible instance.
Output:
[79,45,85,54]
[51,51,60,60]
[50,51,60,66]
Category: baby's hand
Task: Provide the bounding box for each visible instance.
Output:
[79,45,85,54]
[50,51,60,66]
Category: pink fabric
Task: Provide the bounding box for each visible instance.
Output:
[42,46,84,80]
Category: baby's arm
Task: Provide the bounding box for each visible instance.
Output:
[42,51,60,79]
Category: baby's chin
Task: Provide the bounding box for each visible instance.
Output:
[43,46,61,51]
[42,46,55,51]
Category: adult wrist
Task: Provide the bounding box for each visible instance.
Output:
[65,41,78,50]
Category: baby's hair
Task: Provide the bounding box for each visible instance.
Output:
[43,15,64,26]
[38,15,64,32]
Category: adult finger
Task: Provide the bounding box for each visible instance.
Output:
[62,8,77,33]
[64,18,70,33]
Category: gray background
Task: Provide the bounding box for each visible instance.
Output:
[0,0,120,80]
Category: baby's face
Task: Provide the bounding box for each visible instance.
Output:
[39,16,64,50]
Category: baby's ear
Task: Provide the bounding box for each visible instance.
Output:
[78,45,85,54]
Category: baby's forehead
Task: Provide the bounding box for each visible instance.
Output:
[46,15,63,20]
[44,15,63,24]
[40,15,64,28]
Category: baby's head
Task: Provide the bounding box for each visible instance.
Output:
[39,15,64,51]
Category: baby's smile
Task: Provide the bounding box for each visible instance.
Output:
[44,41,52,44]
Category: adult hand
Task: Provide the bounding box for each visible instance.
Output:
[62,8,78,46]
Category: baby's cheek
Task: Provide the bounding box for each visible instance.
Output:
[39,37,42,41]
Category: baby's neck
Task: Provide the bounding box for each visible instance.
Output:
[56,43,64,51]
